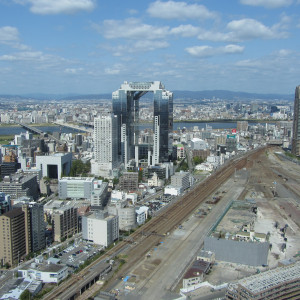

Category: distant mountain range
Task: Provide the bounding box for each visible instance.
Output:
[0,90,293,102]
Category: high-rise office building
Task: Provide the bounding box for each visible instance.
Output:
[0,208,26,266]
[292,85,300,156]
[15,201,45,253]
[112,81,173,165]
[92,114,118,177]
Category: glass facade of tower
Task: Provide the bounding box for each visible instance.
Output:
[292,86,300,156]
[112,81,173,164]
[153,89,173,162]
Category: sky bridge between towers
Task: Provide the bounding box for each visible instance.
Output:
[112,81,173,165]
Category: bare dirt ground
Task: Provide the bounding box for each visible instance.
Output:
[193,147,300,292]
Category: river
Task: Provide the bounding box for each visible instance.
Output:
[0,121,265,136]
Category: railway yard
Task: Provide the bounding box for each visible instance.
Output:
[44,146,300,300]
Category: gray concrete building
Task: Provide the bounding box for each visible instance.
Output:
[36,152,72,180]
[204,237,269,266]
[0,173,39,201]
[171,171,190,191]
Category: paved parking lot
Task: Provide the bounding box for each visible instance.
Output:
[51,240,104,271]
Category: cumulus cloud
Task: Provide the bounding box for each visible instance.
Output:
[185,44,244,57]
[0,26,30,50]
[197,18,288,42]
[133,40,169,51]
[170,25,201,37]
[102,39,169,56]
[147,1,216,20]
[94,18,169,40]
[105,66,121,75]
[64,68,83,74]
[0,26,19,43]
[227,18,286,40]
[240,0,293,9]
[13,0,96,15]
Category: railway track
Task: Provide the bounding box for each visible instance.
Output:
[44,146,267,299]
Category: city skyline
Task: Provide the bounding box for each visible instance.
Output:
[0,0,300,95]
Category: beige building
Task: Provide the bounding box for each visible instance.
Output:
[0,208,26,266]
[53,206,78,242]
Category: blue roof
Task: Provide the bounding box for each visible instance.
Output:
[123,275,130,282]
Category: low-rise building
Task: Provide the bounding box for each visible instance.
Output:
[19,261,68,284]
[182,260,211,289]
[136,206,149,225]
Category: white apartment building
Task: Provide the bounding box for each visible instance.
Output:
[82,210,119,247]
[136,206,149,225]
[91,114,119,178]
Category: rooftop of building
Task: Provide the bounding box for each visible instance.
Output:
[0,207,23,219]
[237,261,300,294]
[21,262,66,273]
[0,173,37,185]
[60,176,95,182]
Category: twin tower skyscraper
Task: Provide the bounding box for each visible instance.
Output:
[92,81,173,177]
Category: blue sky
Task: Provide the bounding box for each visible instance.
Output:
[0,0,299,95]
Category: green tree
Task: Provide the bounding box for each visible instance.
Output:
[193,156,204,165]
[20,289,31,300]
[69,160,91,177]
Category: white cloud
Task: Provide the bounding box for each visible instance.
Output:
[0,26,19,43]
[64,68,83,74]
[95,18,169,40]
[240,0,293,9]
[101,40,169,56]
[0,27,30,50]
[133,40,169,51]
[170,25,200,37]
[13,0,96,15]
[105,67,121,75]
[197,18,288,42]
[147,1,216,20]
[227,18,287,40]
[185,44,244,57]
